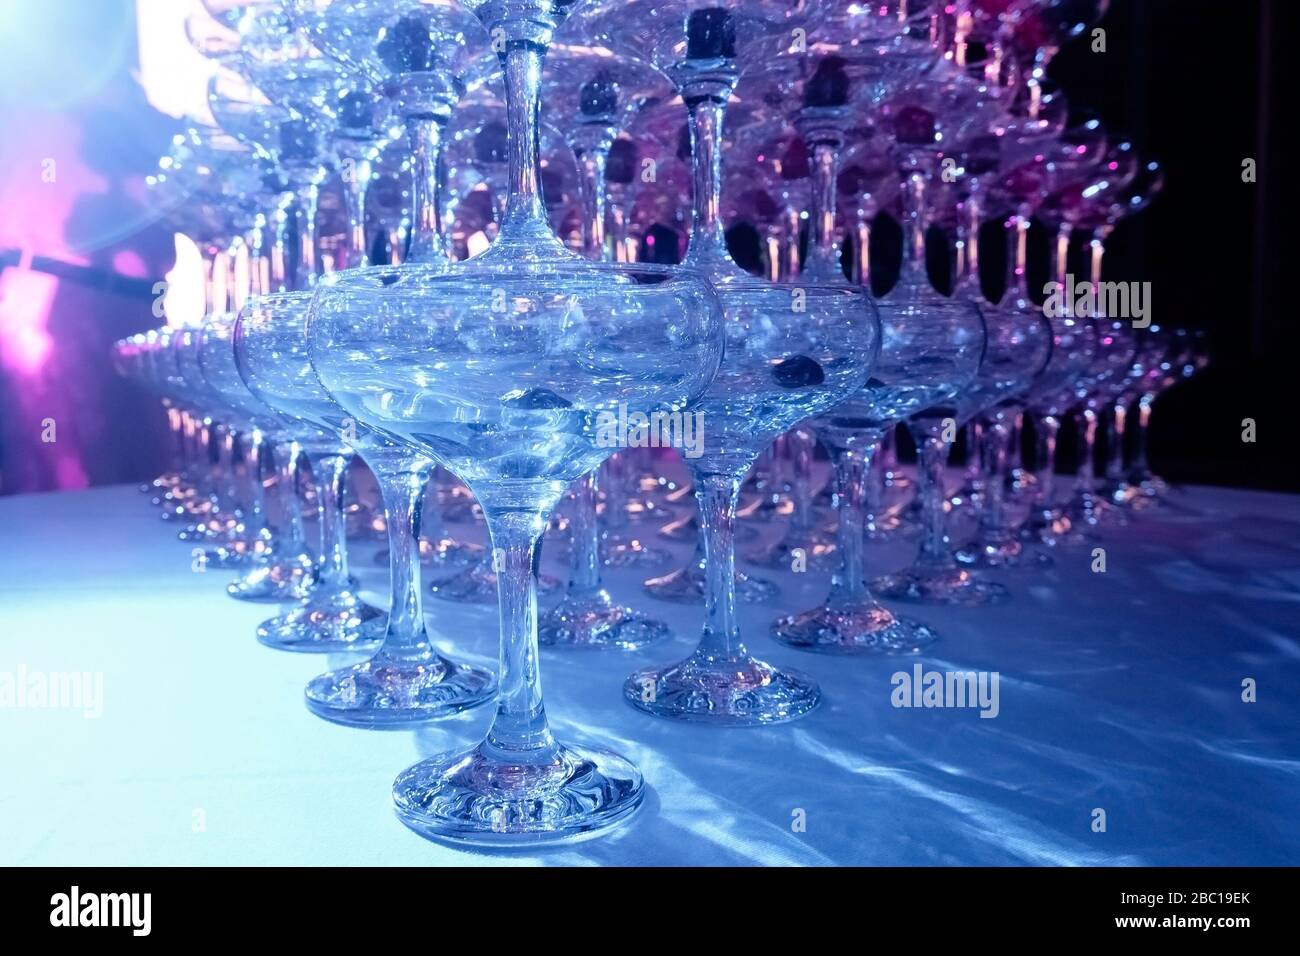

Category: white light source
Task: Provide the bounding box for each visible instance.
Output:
[134,0,218,125]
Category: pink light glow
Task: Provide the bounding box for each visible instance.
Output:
[113,249,149,279]
[0,267,58,377]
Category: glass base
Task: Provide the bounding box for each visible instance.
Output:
[625,653,820,725]
[600,534,672,569]
[226,553,315,603]
[429,561,560,604]
[770,601,939,654]
[642,562,779,605]
[955,537,1054,569]
[873,566,1010,607]
[304,653,496,727]
[392,741,643,846]
[538,594,671,650]
[257,587,387,653]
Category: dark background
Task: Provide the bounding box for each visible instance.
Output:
[0,0,1292,493]
[1046,0,1293,491]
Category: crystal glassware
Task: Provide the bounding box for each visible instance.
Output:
[236,291,498,719]
[309,0,727,843]
[234,293,388,651]
[583,0,881,721]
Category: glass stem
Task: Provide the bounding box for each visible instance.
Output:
[567,472,602,597]
[691,469,745,661]
[915,431,954,567]
[198,418,217,502]
[247,213,269,297]
[964,420,984,486]
[1105,402,1127,483]
[295,181,320,289]
[489,40,561,252]
[225,237,246,313]
[1074,407,1099,499]
[965,192,982,292]
[375,464,439,663]
[218,425,240,511]
[243,429,269,547]
[178,412,197,482]
[801,126,843,281]
[1015,206,1034,300]
[855,221,872,286]
[274,439,306,552]
[682,75,737,267]
[340,148,373,268]
[576,144,610,260]
[1130,395,1154,482]
[783,206,801,279]
[1054,223,1072,292]
[270,197,292,293]
[601,453,630,533]
[166,405,185,475]
[1034,414,1061,513]
[609,200,627,261]
[826,437,880,606]
[309,452,351,589]
[406,115,447,264]
[200,246,217,317]
[863,437,889,532]
[787,428,815,534]
[881,427,900,479]
[1007,409,1025,474]
[1090,229,1107,289]
[899,169,929,282]
[387,224,407,264]
[979,420,1013,542]
[482,505,557,762]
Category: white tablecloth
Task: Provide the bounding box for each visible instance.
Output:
[2,482,1298,865]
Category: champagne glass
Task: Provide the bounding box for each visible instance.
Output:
[309,0,727,843]
[772,56,983,650]
[193,315,318,602]
[284,0,492,264]
[532,43,678,650]
[236,293,497,717]
[866,79,999,606]
[581,0,881,722]
[233,294,387,651]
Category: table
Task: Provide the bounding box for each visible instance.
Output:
[2,482,1298,865]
